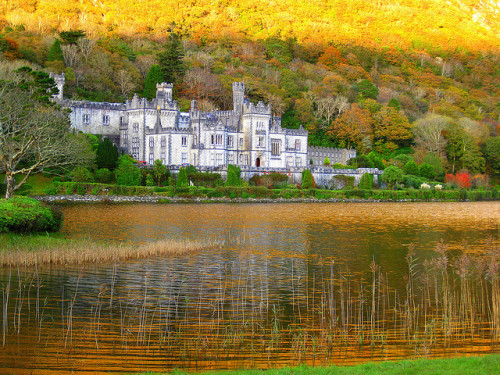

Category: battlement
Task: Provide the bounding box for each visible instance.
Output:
[232,82,245,92]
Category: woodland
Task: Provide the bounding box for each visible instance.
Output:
[0,0,499,183]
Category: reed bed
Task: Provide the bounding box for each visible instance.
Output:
[0,238,223,267]
[0,240,498,373]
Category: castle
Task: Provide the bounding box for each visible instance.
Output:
[51,73,356,172]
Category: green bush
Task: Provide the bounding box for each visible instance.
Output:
[302,169,315,189]
[70,167,94,183]
[403,160,419,176]
[0,197,62,233]
[358,173,374,190]
[95,168,113,183]
[177,167,189,187]
[115,155,142,186]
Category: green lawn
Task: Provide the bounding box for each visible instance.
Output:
[135,355,500,375]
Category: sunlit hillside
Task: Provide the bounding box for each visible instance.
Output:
[1,0,499,53]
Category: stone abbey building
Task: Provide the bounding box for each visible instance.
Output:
[51,73,356,172]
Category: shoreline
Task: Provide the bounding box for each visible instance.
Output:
[31,194,498,204]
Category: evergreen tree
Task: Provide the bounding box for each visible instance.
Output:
[323,157,330,166]
[176,167,189,187]
[153,159,167,186]
[158,32,185,84]
[225,164,241,186]
[143,65,163,99]
[419,163,436,180]
[302,169,315,189]
[359,173,374,190]
[96,137,119,170]
[47,39,63,61]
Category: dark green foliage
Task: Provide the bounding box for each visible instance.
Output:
[59,30,86,44]
[47,39,63,61]
[96,137,119,170]
[324,157,330,166]
[225,164,242,186]
[419,163,436,180]
[367,152,385,170]
[0,197,62,233]
[143,65,163,99]
[484,136,500,176]
[16,66,59,104]
[422,153,444,179]
[301,169,315,189]
[359,173,374,190]
[353,79,379,100]
[158,32,185,84]
[70,167,94,182]
[95,168,113,183]
[348,155,374,168]
[264,37,293,64]
[382,165,404,188]
[250,173,289,188]
[176,167,189,187]
[403,160,419,176]
[146,174,154,186]
[114,155,142,186]
[188,172,221,187]
[388,98,400,110]
[404,175,424,189]
[153,159,168,186]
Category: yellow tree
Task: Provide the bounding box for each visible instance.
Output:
[327,103,373,150]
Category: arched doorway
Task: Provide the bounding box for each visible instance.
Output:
[255,157,261,167]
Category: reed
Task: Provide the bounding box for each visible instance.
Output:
[0,238,223,267]
[0,240,498,372]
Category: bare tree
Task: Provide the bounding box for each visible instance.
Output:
[76,38,96,64]
[116,69,136,98]
[412,113,451,156]
[0,81,94,199]
[62,44,81,67]
[314,95,350,127]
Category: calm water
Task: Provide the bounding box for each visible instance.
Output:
[1,202,499,374]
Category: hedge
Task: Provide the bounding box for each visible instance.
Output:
[0,197,62,233]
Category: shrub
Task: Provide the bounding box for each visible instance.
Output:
[225,164,241,186]
[419,163,436,180]
[358,173,373,190]
[176,167,189,187]
[332,175,355,190]
[146,173,154,186]
[70,167,94,183]
[403,160,419,176]
[301,169,315,189]
[95,168,113,183]
[0,197,62,233]
[324,157,330,166]
[381,166,404,188]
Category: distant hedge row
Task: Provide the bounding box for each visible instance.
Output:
[44,181,498,201]
[0,197,62,233]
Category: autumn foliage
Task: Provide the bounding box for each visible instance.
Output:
[445,172,472,189]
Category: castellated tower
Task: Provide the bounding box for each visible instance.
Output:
[49,72,65,101]
[232,82,245,112]
[156,82,173,101]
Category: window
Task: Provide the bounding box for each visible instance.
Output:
[239,138,243,147]
[149,137,154,148]
[132,137,140,160]
[133,122,139,132]
[103,115,110,126]
[239,154,247,165]
[211,134,215,145]
[149,153,154,165]
[295,139,301,151]
[216,153,223,166]
[287,156,293,167]
[257,136,264,148]
[161,136,166,148]
[83,114,90,124]
[181,152,188,164]
[181,136,187,146]
[193,135,197,146]
[296,157,302,166]
[161,152,166,164]
[227,136,233,148]
[271,139,281,156]
[227,154,234,164]
[216,134,223,145]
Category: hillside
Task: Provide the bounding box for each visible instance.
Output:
[0,0,498,181]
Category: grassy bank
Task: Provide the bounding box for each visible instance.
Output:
[137,355,500,375]
[0,233,221,267]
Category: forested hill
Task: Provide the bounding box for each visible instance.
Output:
[1,0,499,52]
[0,1,499,180]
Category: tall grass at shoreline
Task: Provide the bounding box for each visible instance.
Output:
[0,234,222,266]
[0,239,498,372]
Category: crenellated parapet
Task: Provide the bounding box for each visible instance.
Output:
[126,94,178,111]
[242,100,271,115]
[64,99,126,111]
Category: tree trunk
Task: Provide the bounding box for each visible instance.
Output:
[5,172,16,200]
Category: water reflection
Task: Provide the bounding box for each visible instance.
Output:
[0,202,498,374]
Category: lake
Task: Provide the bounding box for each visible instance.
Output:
[1,201,498,374]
